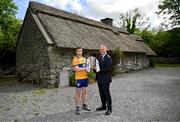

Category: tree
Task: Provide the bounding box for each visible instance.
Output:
[158,0,180,28]
[151,31,170,57]
[165,28,180,57]
[138,30,155,44]
[115,8,150,34]
[138,28,180,58]
[0,0,22,69]
[0,0,17,29]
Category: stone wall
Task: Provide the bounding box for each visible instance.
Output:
[16,10,51,87]
[117,52,149,73]
[154,57,180,64]
[47,46,74,87]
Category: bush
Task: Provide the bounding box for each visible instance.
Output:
[149,58,155,67]
[88,71,96,84]
[0,0,22,71]
[69,72,76,87]
[108,48,123,76]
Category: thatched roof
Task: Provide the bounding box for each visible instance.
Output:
[26,1,156,56]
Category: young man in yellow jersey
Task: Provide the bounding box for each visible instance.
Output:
[72,47,91,114]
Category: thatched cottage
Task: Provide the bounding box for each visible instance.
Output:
[16,2,156,88]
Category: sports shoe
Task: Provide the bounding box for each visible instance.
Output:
[82,104,91,111]
[75,106,80,114]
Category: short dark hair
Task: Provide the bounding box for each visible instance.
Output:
[76,47,82,50]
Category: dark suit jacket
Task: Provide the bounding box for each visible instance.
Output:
[96,54,112,83]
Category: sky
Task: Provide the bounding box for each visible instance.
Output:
[13,0,162,29]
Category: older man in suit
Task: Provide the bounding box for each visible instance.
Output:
[95,44,112,115]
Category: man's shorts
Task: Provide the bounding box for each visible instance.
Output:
[76,78,88,88]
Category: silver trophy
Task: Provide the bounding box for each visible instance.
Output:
[86,56,100,72]
[95,59,100,72]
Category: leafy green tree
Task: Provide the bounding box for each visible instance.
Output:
[0,0,18,29]
[158,0,180,28]
[138,28,180,58]
[0,0,22,69]
[116,8,150,34]
[151,31,170,57]
[165,28,180,57]
[137,30,155,44]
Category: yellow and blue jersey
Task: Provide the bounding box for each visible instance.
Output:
[72,56,87,80]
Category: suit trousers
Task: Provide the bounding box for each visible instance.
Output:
[97,81,112,110]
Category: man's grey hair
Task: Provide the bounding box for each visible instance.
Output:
[100,44,107,48]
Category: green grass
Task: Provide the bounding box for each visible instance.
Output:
[32,88,46,96]
[155,64,180,67]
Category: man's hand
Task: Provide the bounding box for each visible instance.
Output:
[91,65,96,70]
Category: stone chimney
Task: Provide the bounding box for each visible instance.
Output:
[100,18,113,26]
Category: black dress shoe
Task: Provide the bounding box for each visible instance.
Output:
[96,106,106,111]
[105,110,112,115]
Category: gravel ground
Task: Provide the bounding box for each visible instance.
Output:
[0,67,180,122]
